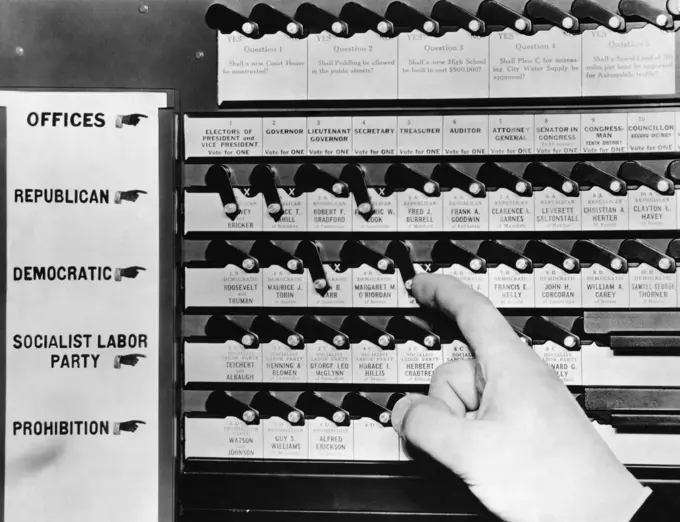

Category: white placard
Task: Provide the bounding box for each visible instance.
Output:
[581,188,629,231]
[489,114,535,155]
[488,265,535,308]
[628,187,676,230]
[183,116,262,158]
[307,117,352,156]
[581,113,627,154]
[534,113,581,154]
[306,266,353,308]
[2,91,166,522]
[183,341,263,383]
[262,341,307,383]
[185,417,263,459]
[352,265,398,308]
[488,188,535,232]
[397,341,443,384]
[627,112,676,153]
[351,189,398,232]
[534,341,582,385]
[352,340,398,385]
[397,189,443,232]
[262,267,307,307]
[443,115,489,155]
[184,266,262,308]
[443,188,489,232]
[263,417,309,459]
[581,265,630,308]
[308,418,353,460]
[262,117,307,156]
[352,116,398,156]
[534,187,582,232]
[397,115,443,155]
[307,189,352,233]
[262,189,307,232]
[443,265,490,297]
[353,418,400,461]
[183,190,263,233]
[628,264,677,308]
[534,265,582,308]
[307,341,352,384]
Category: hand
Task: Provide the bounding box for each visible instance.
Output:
[117,189,147,203]
[117,266,146,280]
[118,420,146,433]
[118,354,147,367]
[392,274,650,522]
[118,113,148,126]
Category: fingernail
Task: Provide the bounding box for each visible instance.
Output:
[391,396,413,435]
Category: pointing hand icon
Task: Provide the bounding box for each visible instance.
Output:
[115,266,146,281]
[116,420,146,434]
[116,190,148,204]
[116,113,148,127]
[115,354,147,368]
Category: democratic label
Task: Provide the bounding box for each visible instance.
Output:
[262,267,307,307]
[218,32,308,101]
[261,340,307,383]
[488,265,535,308]
[352,264,398,308]
[183,190,264,233]
[397,340,443,384]
[397,115,443,155]
[184,265,263,308]
[443,264,490,297]
[308,31,398,100]
[534,341,582,385]
[627,112,676,153]
[184,417,264,459]
[353,418,400,461]
[581,26,675,97]
[534,186,582,232]
[398,30,490,99]
[581,113,627,154]
[262,417,309,460]
[307,116,352,155]
[351,189,398,232]
[307,340,352,384]
[534,265,582,308]
[397,189,443,232]
[352,116,398,155]
[581,187,629,231]
[443,187,489,232]
[262,117,307,156]
[307,189,352,233]
[352,340,398,385]
[308,418,353,460]
[490,28,581,98]
[262,188,307,232]
[306,265,353,308]
[629,264,677,308]
[489,114,535,155]
[443,114,489,155]
[183,341,263,383]
[488,188,535,232]
[581,265,630,308]
[534,113,581,154]
[443,340,473,362]
[628,187,676,230]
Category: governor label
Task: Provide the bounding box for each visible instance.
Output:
[443,340,473,362]
[183,190,263,233]
[490,28,581,98]
[628,187,676,230]
[352,189,398,232]
[184,265,263,308]
[352,340,398,385]
[263,417,309,460]
[262,117,307,156]
[306,265,353,308]
[534,187,582,232]
[262,340,307,383]
[443,265,490,297]
[488,265,535,308]
[629,265,677,308]
[183,117,263,158]
[534,341,582,385]
[443,188,489,232]
[581,187,628,231]
[308,32,398,100]
[262,267,307,307]
[581,26,675,97]
[353,418,400,461]
[397,340,443,384]
[307,117,352,155]
[352,116,398,155]
[582,266,629,308]
[183,341,262,384]
[308,418,353,460]
[489,114,535,155]
[397,189,443,232]
[398,30,490,99]
[443,115,489,155]
[488,188,535,232]
[307,340,352,384]
[352,265,398,308]
[218,32,308,101]
[184,417,263,459]
[535,265,582,308]
[397,115,443,155]
[262,188,307,232]
[581,113,627,154]
[627,112,676,153]
[307,189,352,233]
[534,113,581,154]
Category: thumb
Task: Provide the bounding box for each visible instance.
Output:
[392,395,488,474]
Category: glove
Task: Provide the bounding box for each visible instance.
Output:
[115,266,146,281]
[391,274,651,522]
[114,354,147,369]
[114,420,146,435]
[115,190,148,204]
[115,113,148,128]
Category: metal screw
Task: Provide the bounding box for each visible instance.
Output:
[469,258,483,272]
[242,22,256,35]
[563,336,577,349]
[377,21,390,34]
[519,336,530,345]
[286,259,300,272]
[468,20,481,32]
[610,258,623,271]
[515,258,529,271]
[287,335,300,347]
[423,181,436,195]
[286,22,299,35]
[469,182,482,195]
[138,4,149,14]
[515,181,528,194]
[514,18,527,32]
[377,258,390,272]
[15,46,24,57]
[657,179,671,193]
[224,203,238,215]
[562,17,574,30]
[333,335,346,347]
[609,16,622,29]
[378,334,391,347]
[267,203,281,215]
[242,410,256,423]
[659,257,672,271]
[609,180,623,193]
[313,278,328,290]
[242,258,256,271]
[195,51,204,60]
[332,182,345,195]
[241,334,255,347]
[379,411,391,424]
[423,20,436,33]
[405,279,413,291]
[657,14,669,26]
[332,411,347,424]
[287,410,302,424]
[423,335,436,348]
[562,181,575,194]
[331,21,345,34]
[358,202,373,214]
[562,258,576,271]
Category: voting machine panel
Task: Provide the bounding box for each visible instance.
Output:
[1,0,680,521]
